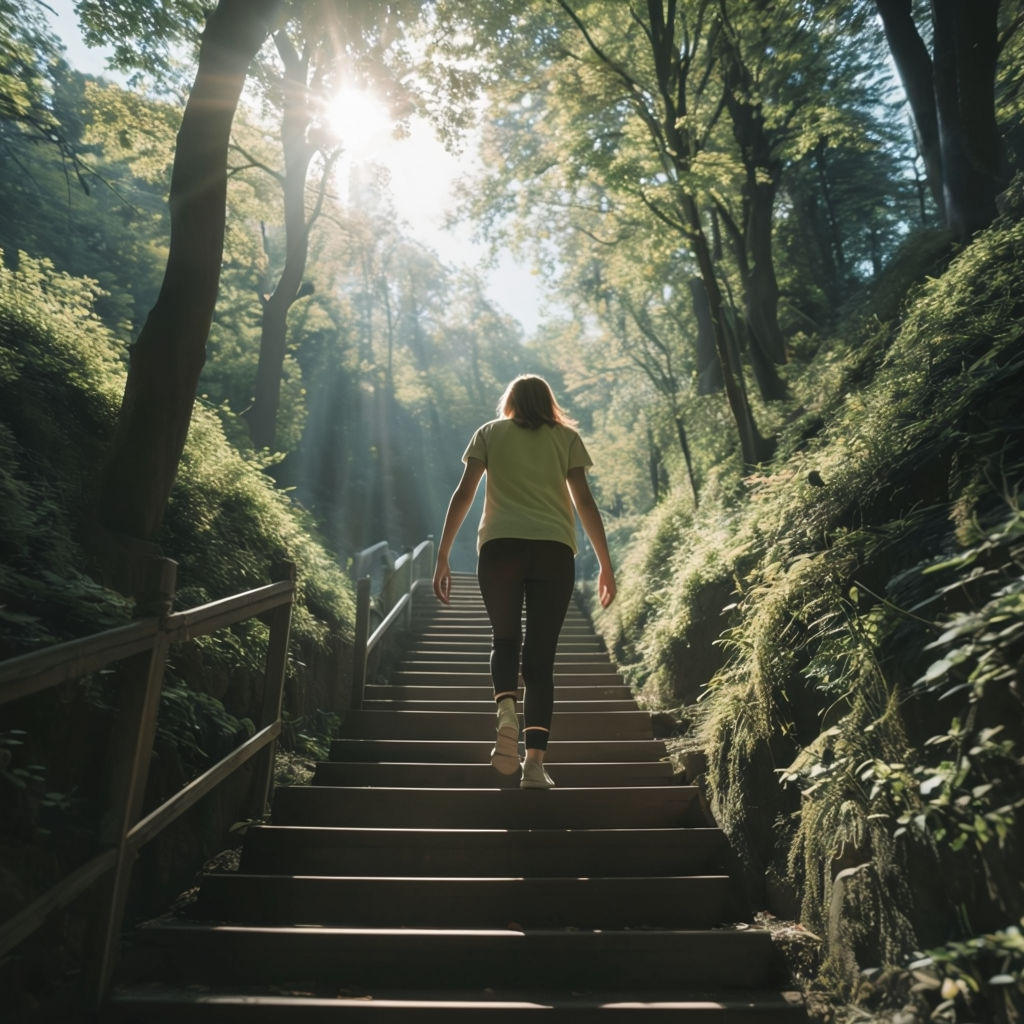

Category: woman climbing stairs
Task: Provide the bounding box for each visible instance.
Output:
[106,573,805,1020]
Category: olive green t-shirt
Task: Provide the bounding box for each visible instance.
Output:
[463,418,593,554]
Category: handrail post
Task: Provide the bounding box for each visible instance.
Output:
[247,559,296,821]
[351,575,371,709]
[88,555,177,1009]
[401,546,414,629]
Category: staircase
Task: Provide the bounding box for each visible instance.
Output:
[107,573,805,1020]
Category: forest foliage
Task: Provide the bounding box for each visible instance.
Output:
[1,0,1023,1020]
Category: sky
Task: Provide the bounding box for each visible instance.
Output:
[43,0,546,334]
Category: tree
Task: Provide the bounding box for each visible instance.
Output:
[875,0,1009,240]
[241,20,341,452]
[95,0,281,583]
[241,1,422,451]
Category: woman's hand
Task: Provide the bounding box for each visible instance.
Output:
[433,558,452,604]
[598,564,616,608]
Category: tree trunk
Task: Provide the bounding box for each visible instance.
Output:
[672,410,699,508]
[686,196,774,469]
[875,0,945,216]
[716,11,787,401]
[96,0,280,569]
[743,174,787,400]
[247,29,316,451]
[931,0,1005,240]
[646,424,662,503]
[876,0,1006,239]
[690,276,722,396]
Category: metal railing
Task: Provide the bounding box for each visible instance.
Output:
[0,557,295,1008]
[350,537,434,707]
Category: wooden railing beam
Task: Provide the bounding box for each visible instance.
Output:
[0,557,298,1012]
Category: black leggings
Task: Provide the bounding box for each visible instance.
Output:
[477,538,576,751]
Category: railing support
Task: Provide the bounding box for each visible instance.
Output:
[90,555,177,1007]
[351,575,371,709]
[348,536,434,708]
[248,559,296,820]
[0,557,297,1012]
[401,546,414,629]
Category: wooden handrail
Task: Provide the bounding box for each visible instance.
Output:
[0,619,159,705]
[350,536,434,707]
[0,559,296,1009]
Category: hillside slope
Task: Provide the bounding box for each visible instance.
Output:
[604,179,1024,1021]
[0,251,359,1014]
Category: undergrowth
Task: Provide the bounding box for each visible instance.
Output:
[0,251,356,941]
[603,180,1024,1021]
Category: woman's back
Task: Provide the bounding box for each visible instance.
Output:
[465,418,590,553]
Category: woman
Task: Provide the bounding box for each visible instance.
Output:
[432,375,616,789]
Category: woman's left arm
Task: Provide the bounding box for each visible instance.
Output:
[567,466,616,608]
[433,458,486,603]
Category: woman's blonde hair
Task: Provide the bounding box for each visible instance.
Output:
[498,374,577,429]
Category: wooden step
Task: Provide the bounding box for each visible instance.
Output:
[413,636,605,649]
[270,785,703,829]
[397,660,618,674]
[191,873,732,929]
[109,986,807,1021]
[360,699,639,713]
[411,619,594,634]
[387,670,624,685]
[413,624,598,638]
[311,760,675,788]
[328,738,670,763]
[119,923,787,991]
[237,825,727,877]
[363,683,633,701]
[400,650,613,663]
[339,710,653,741]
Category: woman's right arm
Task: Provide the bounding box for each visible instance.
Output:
[566,466,616,608]
[433,458,486,604]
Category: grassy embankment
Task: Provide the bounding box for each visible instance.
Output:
[0,249,357,1010]
[596,181,1024,1022]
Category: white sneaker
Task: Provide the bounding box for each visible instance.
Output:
[490,700,520,775]
[520,760,555,790]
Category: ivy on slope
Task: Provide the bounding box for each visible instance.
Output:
[0,251,356,903]
[609,178,1024,1020]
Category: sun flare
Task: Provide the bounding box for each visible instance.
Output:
[323,87,392,161]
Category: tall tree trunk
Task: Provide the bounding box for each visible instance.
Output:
[875,0,945,216]
[716,6,787,401]
[876,0,1006,239]
[247,29,315,451]
[691,275,723,396]
[646,424,662,504]
[672,409,699,508]
[931,0,1005,240]
[742,173,787,400]
[685,196,774,469]
[96,0,280,579]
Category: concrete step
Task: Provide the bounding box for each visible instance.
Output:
[363,683,633,701]
[401,648,612,662]
[118,923,787,992]
[237,825,727,878]
[360,699,638,713]
[270,784,703,829]
[386,670,624,685]
[339,709,653,741]
[328,738,669,764]
[108,986,808,1022]
[191,873,732,929]
[235,827,724,876]
[311,760,675,789]
[412,636,605,649]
